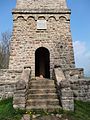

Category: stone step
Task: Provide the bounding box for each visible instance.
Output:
[30,79,55,84]
[29,82,55,86]
[31,77,53,81]
[27,93,58,99]
[29,84,56,89]
[26,99,60,106]
[26,105,61,111]
[28,88,57,94]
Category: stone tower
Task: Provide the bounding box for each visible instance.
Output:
[9,0,75,78]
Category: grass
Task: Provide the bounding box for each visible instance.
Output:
[0,98,90,120]
[63,100,90,120]
[0,98,25,120]
[25,100,90,120]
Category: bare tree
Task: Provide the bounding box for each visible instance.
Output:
[0,44,3,68]
[0,31,11,68]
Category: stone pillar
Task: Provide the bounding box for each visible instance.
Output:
[60,80,74,111]
[13,67,31,109]
[13,80,26,109]
[53,67,74,111]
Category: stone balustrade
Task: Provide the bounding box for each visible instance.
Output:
[53,67,74,111]
[13,67,31,109]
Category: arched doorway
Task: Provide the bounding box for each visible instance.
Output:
[35,47,50,78]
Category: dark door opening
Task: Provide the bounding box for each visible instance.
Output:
[35,47,50,78]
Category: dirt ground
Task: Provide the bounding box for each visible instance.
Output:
[33,115,68,120]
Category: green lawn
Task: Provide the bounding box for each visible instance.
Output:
[64,100,90,120]
[0,98,90,120]
[0,98,24,120]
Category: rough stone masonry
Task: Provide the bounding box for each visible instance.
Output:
[0,0,90,111]
[9,0,75,78]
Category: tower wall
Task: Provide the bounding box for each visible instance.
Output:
[9,0,75,78]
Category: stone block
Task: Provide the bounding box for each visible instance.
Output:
[62,99,74,111]
[16,81,26,90]
[21,114,30,120]
[13,104,26,109]
[60,80,70,88]
[13,97,26,107]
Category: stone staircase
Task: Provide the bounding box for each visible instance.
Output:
[26,77,61,110]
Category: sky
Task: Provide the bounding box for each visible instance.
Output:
[0,0,90,76]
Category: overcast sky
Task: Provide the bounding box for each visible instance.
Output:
[0,0,90,76]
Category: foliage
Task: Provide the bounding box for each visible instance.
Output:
[26,101,90,120]
[0,98,90,120]
[0,98,25,120]
[62,100,90,120]
[25,100,90,120]
[26,108,63,118]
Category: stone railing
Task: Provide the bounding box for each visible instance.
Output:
[70,79,90,101]
[13,67,31,109]
[53,67,74,111]
[59,80,74,111]
[53,67,66,84]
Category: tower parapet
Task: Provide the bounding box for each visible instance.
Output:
[16,0,67,10]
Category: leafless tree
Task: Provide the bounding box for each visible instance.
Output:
[0,31,11,68]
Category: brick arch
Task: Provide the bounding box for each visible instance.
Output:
[15,16,26,21]
[35,45,51,54]
[27,16,36,29]
[59,16,67,21]
[48,16,56,21]
[38,16,46,20]
[27,16,35,21]
[48,16,56,31]
[35,47,50,54]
